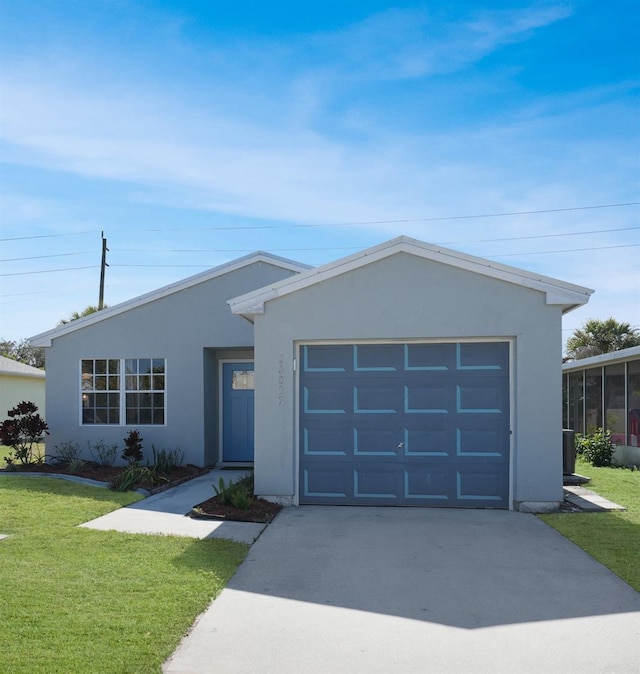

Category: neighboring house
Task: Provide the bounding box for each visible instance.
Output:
[31,236,593,512]
[0,355,46,418]
[563,345,640,468]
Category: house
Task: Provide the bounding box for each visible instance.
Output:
[31,236,593,512]
[563,345,640,468]
[0,355,46,418]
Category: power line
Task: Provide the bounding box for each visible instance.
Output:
[113,225,640,254]
[0,265,98,277]
[0,231,95,242]
[1,240,637,277]
[1,201,638,241]
[491,243,640,257]
[0,251,93,262]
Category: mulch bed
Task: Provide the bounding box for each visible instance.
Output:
[0,461,208,494]
[190,495,282,523]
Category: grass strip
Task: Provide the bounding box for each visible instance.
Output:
[539,458,640,591]
[0,476,248,673]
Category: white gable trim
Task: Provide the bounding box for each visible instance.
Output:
[31,252,311,347]
[228,236,593,317]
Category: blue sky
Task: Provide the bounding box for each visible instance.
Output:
[0,0,638,347]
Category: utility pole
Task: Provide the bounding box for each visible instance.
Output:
[98,231,109,310]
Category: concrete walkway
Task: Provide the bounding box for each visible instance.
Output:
[164,506,640,674]
[80,469,267,544]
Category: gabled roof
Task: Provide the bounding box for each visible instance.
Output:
[0,355,45,379]
[229,236,594,317]
[31,252,310,347]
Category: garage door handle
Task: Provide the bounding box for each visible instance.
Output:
[397,442,404,449]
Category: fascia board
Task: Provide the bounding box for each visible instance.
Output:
[229,236,594,315]
[563,345,640,371]
[30,252,309,346]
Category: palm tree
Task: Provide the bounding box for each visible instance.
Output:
[566,317,640,360]
[58,305,108,325]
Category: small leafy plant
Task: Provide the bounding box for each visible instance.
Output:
[575,428,615,467]
[122,430,144,464]
[89,439,118,467]
[213,473,254,510]
[53,441,82,464]
[151,445,184,475]
[0,401,49,466]
[110,464,167,492]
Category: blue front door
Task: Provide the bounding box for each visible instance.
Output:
[222,362,255,462]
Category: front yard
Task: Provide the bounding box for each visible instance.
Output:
[0,477,248,673]
[540,458,640,591]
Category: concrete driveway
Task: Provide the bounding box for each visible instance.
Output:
[164,507,640,674]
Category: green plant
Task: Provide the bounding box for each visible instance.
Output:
[110,464,167,492]
[122,429,144,464]
[152,445,184,475]
[575,428,615,467]
[88,439,118,466]
[230,486,253,510]
[67,457,87,473]
[213,473,254,510]
[0,401,49,465]
[54,441,82,464]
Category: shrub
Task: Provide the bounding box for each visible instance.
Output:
[151,445,184,475]
[110,464,167,492]
[67,457,87,473]
[576,428,615,467]
[53,441,82,464]
[122,430,143,464]
[89,440,118,467]
[213,473,254,510]
[0,401,49,465]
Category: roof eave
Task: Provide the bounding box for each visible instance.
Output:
[30,252,309,346]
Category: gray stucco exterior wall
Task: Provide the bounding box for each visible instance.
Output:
[43,261,299,466]
[251,252,564,509]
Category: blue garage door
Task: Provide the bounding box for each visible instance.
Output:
[299,343,510,507]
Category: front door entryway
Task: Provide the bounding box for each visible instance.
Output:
[222,361,255,462]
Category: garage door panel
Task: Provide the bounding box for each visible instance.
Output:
[354,383,401,413]
[456,465,509,505]
[354,426,400,456]
[303,382,351,414]
[300,342,510,508]
[404,379,454,413]
[302,466,350,501]
[457,342,509,371]
[354,344,403,370]
[405,343,456,371]
[354,465,401,500]
[302,423,351,456]
[404,467,452,501]
[403,424,451,456]
[456,382,508,413]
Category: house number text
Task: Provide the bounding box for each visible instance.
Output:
[277,354,285,405]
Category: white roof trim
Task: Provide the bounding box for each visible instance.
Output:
[229,236,594,316]
[563,345,640,371]
[31,252,310,347]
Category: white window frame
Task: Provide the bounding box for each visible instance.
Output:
[79,358,167,427]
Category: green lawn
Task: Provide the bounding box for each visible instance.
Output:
[540,458,640,591]
[0,477,248,673]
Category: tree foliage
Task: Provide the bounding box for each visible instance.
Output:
[59,304,107,325]
[0,401,49,465]
[566,317,640,360]
[0,338,45,370]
